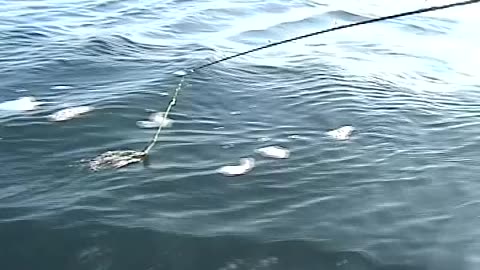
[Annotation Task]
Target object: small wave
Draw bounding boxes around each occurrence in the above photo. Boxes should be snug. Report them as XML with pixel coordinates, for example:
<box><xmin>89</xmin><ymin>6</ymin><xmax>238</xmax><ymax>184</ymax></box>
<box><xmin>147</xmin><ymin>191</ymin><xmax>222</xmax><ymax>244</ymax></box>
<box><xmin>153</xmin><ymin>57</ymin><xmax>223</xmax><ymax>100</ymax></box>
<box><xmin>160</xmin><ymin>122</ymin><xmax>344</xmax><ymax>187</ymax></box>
<box><xmin>0</xmin><ymin>26</ymin><xmax>55</xmax><ymax>47</ymax></box>
<box><xmin>85</xmin><ymin>0</ymin><xmax>126</xmax><ymax>12</ymax></box>
<box><xmin>324</xmin><ymin>10</ymin><xmax>371</xmax><ymax>22</ymax></box>
<box><xmin>81</xmin><ymin>34</ymin><xmax>170</xmax><ymax>59</ymax></box>
<box><xmin>169</xmin><ymin>15</ymin><xmax>226</xmax><ymax>34</ymax></box>
<box><xmin>397</xmin><ymin>21</ymin><xmax>447</xmax><ymax>36</ymax></box>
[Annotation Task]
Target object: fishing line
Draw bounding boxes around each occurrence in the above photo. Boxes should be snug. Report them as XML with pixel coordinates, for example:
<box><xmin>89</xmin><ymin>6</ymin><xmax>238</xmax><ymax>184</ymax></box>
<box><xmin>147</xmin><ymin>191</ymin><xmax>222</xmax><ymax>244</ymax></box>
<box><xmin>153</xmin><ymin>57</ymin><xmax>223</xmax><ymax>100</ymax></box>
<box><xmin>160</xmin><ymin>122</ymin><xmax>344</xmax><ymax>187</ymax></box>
<box><xmin>89</xmin><ymin>0</ymin><xmax>479</xmax><ymax>171</ymax></box>
<box><xmin>89</xmin><ymin>75</ymin><xmax>186</xmax><ymax>171</ymax></box>
<box><xmin>142</xmin><ymin>75</ymin><xmax>185</xmax><ymax>154</ymax></box>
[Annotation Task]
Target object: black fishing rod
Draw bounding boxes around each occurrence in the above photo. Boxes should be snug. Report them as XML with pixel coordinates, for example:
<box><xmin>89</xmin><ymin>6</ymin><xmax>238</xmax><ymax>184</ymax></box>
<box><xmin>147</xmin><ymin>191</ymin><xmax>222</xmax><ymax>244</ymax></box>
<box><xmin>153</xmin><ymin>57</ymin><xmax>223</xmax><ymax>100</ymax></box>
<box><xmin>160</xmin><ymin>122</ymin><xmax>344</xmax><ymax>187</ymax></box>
<box><xmin>191</xmin><ymin>0</ymin><xmax>479</xmax><ymax>72</ymax></box>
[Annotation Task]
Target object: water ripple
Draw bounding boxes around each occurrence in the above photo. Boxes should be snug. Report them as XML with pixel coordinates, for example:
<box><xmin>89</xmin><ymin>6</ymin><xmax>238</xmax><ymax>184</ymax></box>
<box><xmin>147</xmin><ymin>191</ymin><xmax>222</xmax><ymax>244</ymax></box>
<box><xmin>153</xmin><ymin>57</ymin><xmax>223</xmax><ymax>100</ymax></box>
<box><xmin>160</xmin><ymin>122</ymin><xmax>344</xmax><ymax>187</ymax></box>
<box><xmin>1</xmin><ymin>0</ymin><xmax>480</xmax><ymax>269</ymax></box>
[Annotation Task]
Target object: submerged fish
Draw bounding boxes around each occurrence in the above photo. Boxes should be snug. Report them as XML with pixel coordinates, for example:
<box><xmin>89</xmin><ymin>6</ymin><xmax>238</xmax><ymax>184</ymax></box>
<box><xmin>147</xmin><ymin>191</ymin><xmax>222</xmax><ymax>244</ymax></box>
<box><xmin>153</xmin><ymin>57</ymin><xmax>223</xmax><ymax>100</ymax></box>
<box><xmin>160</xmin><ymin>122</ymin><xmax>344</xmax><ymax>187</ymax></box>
<box><xmin>217</xmin><ymin>158</ymin><xmax>255</xmax><ymax>176</ymax></box>
<box><xmin>326</xmin><ymin>125</ymin><xmax>355</xmax><ymax>140</ymax></box>
<box><xmin>0</xmin><ymin>96</ymin><xmax>44</xmax><ymax>111</ymax></box>
<box><xmin>255</xmin><ymin>145</ymin><xmax>290</xmax><ymax>159</ymax></box>
<box><xmin>48</xmin><ymin>106</ymin><xmax>93</xmax><ymax>122</ymax></box>
<box><xmin>89</xmin><ymin>150</ymin><xmax>146</xmax><ymax>171</ymax></box>
<box><xmin>136</xmin><ymin>112</ymin><xmax>173</xmax><ymax>128</ymax></box>
<box><xmin>173</xmin><ymin>70</ymin><xmax>188</xmax><ymax>76</ymax></box>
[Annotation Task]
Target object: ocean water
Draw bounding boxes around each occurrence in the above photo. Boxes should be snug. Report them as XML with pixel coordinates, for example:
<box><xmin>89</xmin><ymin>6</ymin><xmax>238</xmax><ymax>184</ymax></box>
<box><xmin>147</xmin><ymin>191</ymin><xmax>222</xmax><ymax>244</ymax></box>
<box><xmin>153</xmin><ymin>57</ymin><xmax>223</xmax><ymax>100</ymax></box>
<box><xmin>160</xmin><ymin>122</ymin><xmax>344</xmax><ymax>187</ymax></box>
<box><xmin>1</xmin><ymin>0</ymin><xmax>480</xmax><ymax>269</ymax></box>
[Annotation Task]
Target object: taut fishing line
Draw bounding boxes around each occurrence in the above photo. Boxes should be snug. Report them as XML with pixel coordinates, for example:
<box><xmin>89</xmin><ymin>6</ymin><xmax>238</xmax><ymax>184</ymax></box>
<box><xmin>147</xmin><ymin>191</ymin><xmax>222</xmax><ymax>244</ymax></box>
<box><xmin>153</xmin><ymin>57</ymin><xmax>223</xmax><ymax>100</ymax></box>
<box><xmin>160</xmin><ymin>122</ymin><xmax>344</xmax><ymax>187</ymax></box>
<box><xmin>89</xmin><ymin>0</ymin><xmax>479</xmax><ymax>171</ymax></box>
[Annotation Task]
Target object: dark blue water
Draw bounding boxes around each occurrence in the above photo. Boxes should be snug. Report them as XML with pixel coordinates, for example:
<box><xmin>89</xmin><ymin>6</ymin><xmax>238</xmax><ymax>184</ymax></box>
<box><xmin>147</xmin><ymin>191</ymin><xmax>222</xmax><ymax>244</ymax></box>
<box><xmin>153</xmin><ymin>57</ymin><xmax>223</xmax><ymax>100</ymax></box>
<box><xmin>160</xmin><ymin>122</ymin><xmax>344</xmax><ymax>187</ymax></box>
<box><xmin>1</xmin><ymin>0</ymin><xmax>480</xmax><ymax>269</ymax></box>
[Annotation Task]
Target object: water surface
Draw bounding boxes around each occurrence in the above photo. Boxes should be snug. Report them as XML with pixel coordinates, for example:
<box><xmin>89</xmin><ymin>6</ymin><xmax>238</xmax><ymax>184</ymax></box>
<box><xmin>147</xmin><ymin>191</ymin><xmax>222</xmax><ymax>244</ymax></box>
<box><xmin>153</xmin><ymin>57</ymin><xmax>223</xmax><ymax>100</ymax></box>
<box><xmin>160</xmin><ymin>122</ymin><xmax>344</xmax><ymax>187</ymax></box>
<box><xmin>1</xmin><ymin>0</ymin><xmax>480</xmax><ymax>269</ymax></box>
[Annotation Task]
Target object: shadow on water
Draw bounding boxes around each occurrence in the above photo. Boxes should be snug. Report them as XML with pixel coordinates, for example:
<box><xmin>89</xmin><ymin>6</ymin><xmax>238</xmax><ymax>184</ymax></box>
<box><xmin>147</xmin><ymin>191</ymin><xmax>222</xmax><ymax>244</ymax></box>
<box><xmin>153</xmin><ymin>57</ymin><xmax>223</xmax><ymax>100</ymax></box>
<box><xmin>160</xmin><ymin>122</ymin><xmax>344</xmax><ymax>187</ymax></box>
<box><xmin>0</xmin><ymin>221</ymin><xmax>428</xmax><ymax>270</ymax></box>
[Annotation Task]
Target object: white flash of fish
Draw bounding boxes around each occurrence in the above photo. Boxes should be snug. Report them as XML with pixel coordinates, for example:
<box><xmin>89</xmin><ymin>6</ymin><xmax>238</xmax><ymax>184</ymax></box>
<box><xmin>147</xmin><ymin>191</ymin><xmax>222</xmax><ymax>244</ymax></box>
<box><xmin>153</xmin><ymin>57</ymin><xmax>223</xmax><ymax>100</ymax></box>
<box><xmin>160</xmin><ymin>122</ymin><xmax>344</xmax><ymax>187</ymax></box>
<box><xmin>326</xmin><ymin>125</ymin><xmax>355</xmax><ymax>140</ymax></box>
<box><xmin>48</xmin><ymin>106</ymin><xmax>93</xmax><ymax>121</ymax></box>
<box><xmin>217</xmin><ymin>158</ymin><xmax>255</xmax><ymax>176</ymax></box>
<box><xmin>173</xmin><ymin>70</ymin><xmax>188</xmax><ymax>76</ymax></box>
<box><xmin>0</xmin><ymin>97</ymin><xmax>44</xmax><ymax>111</ymax></box>
<box><xmin>136</xmin><ymin>112</ymin><xmax>173</xmax><ymax>129</ymax></box>
<box><xmin>255</xmin><ymin>146</ymin><xmax>290</xmax><ymax>159</ymax></box>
